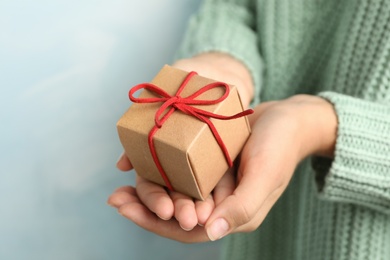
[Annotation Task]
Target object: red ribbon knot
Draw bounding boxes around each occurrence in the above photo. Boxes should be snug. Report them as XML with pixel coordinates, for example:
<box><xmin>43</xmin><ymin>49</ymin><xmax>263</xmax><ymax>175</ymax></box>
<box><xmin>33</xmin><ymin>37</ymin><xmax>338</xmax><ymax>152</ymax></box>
<box><xmin>129</xmin><ymin>71</ymin><xmax>253</xmax><ymax>191</ymax></box>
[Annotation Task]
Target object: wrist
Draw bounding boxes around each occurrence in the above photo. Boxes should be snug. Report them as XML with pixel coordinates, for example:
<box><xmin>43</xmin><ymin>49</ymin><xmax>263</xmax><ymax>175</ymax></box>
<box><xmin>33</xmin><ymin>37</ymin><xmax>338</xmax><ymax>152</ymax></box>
<box><xmin>286</xmin><ymin>95</ymin><xmax>338</xmax><ymax>159</ymax></box>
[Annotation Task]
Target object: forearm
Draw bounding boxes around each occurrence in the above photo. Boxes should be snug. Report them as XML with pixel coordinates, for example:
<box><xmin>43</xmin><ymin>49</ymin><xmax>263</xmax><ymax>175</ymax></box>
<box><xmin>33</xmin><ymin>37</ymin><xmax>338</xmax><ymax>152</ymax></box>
<box><xmin>313</xmin><ymin>92</ymin><xmax>390</xmax><ymax>214</ymax></box>
<box><xmin>176</xmin><ymin>0</ymin><xmax>262</xmax><ymax>106</ymax></box>
<box><xmin>173</xmin><ymin>52</ymin><xmax>254</xmax><ymax>108</ymax></box>
<box><xmin>285</xmin><ymin>92</ymin><xmax>390</xmax><ymax>214</ymax></box>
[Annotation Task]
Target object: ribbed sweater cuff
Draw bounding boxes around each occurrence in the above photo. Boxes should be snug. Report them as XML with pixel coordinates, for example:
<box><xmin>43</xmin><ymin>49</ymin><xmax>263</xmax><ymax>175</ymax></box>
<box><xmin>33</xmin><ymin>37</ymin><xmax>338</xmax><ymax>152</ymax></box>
<box><xmin>175</xmin><ymin>1</ymin><xmax>263</xmax><ymax>105</ymax></box>
<box><xmin>313</xmin><ymin>91</ymin><xmax>390</xmax><ymax>214</ymax></box>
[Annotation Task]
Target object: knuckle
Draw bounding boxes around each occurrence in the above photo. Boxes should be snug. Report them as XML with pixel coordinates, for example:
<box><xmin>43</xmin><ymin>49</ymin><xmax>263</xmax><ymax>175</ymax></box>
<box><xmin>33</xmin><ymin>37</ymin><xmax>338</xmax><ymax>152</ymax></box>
<box><xmin>241</xmin><ymin>222</ymin><xmax>259</xmax><ymax>233</ymax></box>
<box><xmin>230</xmin><ymin>195</ymin><xmax>255</xmax><ymax>226</ymax></box>
<box><xmin>268</xmin><ymin>170</ymin><xmax>289</xmax><ymax>191</ymax></box>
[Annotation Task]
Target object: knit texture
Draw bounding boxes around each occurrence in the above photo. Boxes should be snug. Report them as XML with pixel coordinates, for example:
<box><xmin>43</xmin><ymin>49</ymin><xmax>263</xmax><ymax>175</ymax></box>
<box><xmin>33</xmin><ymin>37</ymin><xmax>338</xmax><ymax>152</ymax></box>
<box><xmin>177</xmin><ymin>0</ymin><xmax>390</xmax><ymax>259</ymax></box>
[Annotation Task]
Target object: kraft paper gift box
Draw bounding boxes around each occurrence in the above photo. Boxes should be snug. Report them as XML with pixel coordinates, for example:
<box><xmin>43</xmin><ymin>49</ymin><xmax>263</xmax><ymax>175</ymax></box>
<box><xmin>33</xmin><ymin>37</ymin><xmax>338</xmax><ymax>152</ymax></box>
<box><xmin>117</xmin><ymin>65</ymin><xmax>252</xmax><ymax>200</ymax></box>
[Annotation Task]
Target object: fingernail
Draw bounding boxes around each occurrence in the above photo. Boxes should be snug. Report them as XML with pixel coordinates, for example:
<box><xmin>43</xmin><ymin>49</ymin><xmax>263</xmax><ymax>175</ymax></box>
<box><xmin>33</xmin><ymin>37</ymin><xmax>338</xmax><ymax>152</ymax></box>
<box><xmin>207</xmin><ymin>218</ymin><xmax>229</xmax><ymax>241</ymax></box>
<box><xmin>116</xmin><ymin>153</ymin><xmax>124</xmax><ymax>164</ymax></box>
<box><xmin>156</xmin><ymin>213</ymin><xmax>170</xmax><ymax>221</ymax></box>
<box><xmin>179</xmin><ymin>223</ymin><xmax>194</xmax><ymax>231</ymax></box>
<box><xmin>198</xmin><ymin>223</ymin><xmax>204</xmax><ymax>227</ymax></box>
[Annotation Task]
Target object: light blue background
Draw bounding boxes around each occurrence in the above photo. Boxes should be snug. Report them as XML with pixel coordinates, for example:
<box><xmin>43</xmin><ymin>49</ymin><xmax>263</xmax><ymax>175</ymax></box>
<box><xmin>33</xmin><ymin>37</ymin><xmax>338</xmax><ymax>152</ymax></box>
<box><xmin>0</xmin><ymin>1</ymin><xmax>221</xmax><ymax>259</ymax></box>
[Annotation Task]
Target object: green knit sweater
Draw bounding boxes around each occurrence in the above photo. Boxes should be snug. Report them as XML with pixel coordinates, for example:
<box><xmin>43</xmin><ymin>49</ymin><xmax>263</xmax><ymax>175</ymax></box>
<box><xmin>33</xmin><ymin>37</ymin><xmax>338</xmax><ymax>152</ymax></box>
<box><xmin>177</xmin><ymin>0</ymin><xmax>390</xmax><ymax>259</ymax></box>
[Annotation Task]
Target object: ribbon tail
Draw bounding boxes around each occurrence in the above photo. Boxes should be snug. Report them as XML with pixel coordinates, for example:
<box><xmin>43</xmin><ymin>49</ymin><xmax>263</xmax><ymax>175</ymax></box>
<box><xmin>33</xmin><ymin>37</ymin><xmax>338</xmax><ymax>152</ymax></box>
<box><xmin>177</xmin><ymin>106</ymin><xmax>234</xmax><ymax>167</ymax></box>
<box><xmin>199</xmin><ymin>115</ymin><xmax>233</xmax><ymax>168</ymax></box>
<box><xmin>190</xmin><ymin>107</ymin><xmax>254</xmax><ymax>120</ymax></box>
<box><xmin>148</xmin><ymin>126</ymin><xmax>174</xmax><ymax>191</ymax></box>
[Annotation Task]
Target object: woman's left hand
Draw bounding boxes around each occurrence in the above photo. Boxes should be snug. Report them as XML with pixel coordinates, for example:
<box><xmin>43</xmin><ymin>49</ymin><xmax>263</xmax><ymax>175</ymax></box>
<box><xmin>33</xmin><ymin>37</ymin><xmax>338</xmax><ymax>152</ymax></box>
<box><xmin>108</xmin><ymin>94</ymin><xmax>337</xmax><ymax>242</ymax></box>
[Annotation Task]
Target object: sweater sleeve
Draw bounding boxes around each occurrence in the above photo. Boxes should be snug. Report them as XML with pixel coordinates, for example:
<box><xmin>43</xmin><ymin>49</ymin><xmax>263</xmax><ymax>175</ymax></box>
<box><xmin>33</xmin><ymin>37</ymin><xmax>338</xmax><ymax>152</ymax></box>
<box><xmin>175</xmin><ymin>0</ymin><xmax>263</xmax><ymax>105</ymax></box>
<box><xmin>312</xmin><ymin>91</ymin><xmax>390</xmax><ymax>214</ymax></box>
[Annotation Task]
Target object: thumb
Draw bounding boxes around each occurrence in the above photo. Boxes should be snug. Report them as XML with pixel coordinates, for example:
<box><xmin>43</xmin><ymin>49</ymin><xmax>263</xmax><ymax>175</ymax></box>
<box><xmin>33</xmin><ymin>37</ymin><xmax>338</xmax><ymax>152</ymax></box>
<box><xmin>116</xmin><ymin>152</ymin><xmax>133</xmax><ymax>171</ymax></box>
<box><xmin>204</xmin><ymin>101</ymin><xmax>288</xmax><ymax>241</ymax></box>
<box><xmin>204</xmin><ymin>137</ymin><xmax>280</xmax><ymax>241</ymax></box>
<box><xmin>204</xmin><ymin>190</ymin><xmax>261</xmax><ymax>241</ymax></box>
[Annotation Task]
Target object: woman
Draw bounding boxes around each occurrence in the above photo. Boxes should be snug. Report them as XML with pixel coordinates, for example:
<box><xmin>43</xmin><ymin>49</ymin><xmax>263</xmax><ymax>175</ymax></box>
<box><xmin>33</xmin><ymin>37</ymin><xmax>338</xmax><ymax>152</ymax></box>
<box><xmin>109</xmin><ymin>1</ymin><xmax>390</xmax><ymax>259</ymax></box>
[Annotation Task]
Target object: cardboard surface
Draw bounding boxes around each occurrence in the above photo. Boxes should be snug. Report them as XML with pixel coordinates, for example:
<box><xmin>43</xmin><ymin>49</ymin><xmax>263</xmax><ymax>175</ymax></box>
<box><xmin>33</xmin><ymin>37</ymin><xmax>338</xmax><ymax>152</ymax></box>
<box><xmin>117</xmin><ymin>65</ymin><xmax>251</xmax><ymax>200</ymax></box>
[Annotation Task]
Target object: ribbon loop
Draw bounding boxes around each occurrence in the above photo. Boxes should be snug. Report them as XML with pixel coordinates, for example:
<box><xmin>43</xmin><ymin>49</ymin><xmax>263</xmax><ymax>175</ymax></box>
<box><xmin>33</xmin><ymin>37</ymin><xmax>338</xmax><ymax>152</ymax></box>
<box><xmin>128</xmin><ymin>71</ymin><xmax>253</xmax><ymax>191</ymax></box>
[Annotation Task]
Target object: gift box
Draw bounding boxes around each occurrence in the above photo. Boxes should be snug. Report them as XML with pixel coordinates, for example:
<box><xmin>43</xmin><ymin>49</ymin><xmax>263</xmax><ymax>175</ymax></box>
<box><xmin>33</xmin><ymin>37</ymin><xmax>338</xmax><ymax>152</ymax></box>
<box><xmin>117</xmin><ymin>65</ymin><xmax>252</xmax><ymax>200</ymax></box>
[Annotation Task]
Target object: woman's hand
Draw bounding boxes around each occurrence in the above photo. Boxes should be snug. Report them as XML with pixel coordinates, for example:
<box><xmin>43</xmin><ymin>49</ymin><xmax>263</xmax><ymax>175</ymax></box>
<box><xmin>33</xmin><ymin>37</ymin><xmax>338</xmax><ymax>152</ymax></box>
<box><xmin>169</xmin><ymin>53</ymin><xmax>254</xmax><ymax>108</ymax></box>
<box><xmin>108</xmin><ymin>54</ymin><xmax>338</xmax><ymax>243</ymax></box>
<box><xmin>198</xmin><ymin>94</ymin><xmax>337</xmax><ymax>240</ymax></box>
<box><xmin>109</xmin><ymin>161</ymin><xmax>236</xmax><ymax>242</ymax></box>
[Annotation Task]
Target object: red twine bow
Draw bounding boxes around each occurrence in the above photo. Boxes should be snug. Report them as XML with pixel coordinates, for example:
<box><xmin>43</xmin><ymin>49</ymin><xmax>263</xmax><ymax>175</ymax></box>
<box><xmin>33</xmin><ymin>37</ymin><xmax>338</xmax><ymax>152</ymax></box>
<box><xmin>129</xmin><ymin>71</ymin><xmax>253</xmax><ymax>191</ymax></box>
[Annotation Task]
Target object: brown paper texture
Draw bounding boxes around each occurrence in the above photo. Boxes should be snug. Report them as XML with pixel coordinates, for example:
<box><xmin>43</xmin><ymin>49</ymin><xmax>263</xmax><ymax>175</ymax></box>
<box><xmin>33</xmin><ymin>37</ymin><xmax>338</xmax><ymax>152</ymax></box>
<box><xmin>117</xmin><ymin>65</ymin><xmax>251</xmax><ymax>200</ymax></box>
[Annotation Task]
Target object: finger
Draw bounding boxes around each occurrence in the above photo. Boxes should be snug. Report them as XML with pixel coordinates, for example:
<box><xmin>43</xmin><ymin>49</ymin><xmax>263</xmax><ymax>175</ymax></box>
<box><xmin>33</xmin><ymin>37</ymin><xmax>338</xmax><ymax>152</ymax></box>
<box><xmin>233</xmin><ymin>183</ymin><xmax>285</xmax><ymax>233</ymax></box>
<box><xmin>116</xmin><ymin>152</ymin><xmax>133</xmax><ymax>171</ymax></box>
<box><xmin>213</xmin><ymin>167</ymin><xmax>236</xmax><ymax>206</ymax></box>
<box><xmin>204</xmin><ymin>139</ymin><xmax>282</xmax><ymax>241</ymax></box>
<box><xmin>118</xmin><ymin>202</ymin><xmax>209</xmax><ymax>243</ymax></box>
<box><xmin>107</xmin><ymin>186</ymin><xmax>139</xmax><ymax>208</ymax></box>
<box><xmin>195</xmin><ymin>194</ymin><xmax>215</xmax><ymax>226</ymax></box>
<box><xmin>113</xmin><ymin>185</ymin><xmax>134</xmax><ymax>193</ymax></box>
<box><xmin>136</xmin><ymin>176</ymin><xmax>174</xmax><ymax>221</ymax></box>
<box><xmin>204</xmin><ymin>158</ymin><xmax>286</xmax><ymax>241</ymax></box>
<box><xmin>194</xmin><ymin>167</ymin><xmax>235</xmax><ymax>227</ymax></box>
<box><xmin>169</xmin><ymin>191</ymin><xmax>198</xmax><ymax>231</ymax></box>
